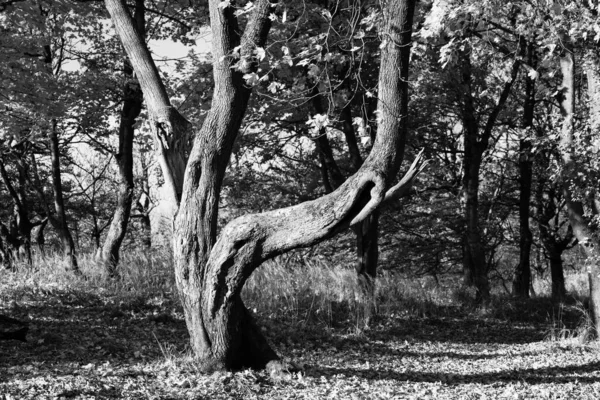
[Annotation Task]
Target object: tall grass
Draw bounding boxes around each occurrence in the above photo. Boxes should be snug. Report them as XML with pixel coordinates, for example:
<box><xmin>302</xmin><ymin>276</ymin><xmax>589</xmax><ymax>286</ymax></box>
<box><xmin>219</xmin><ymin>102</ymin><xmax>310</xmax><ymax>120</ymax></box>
<box><xmin>2</xmin><ymin>248</ymin><xmax>596</xmax><ymax>335</ymax></box>
<box><xmin>242</xmin><ymin>257</ymin><xmax>461</xmax><ymax>328</ymax></box>
<box><xmin>0</xmin><ymin>249</ymin><xmax>175</xmax><ymax>304</ymax></box>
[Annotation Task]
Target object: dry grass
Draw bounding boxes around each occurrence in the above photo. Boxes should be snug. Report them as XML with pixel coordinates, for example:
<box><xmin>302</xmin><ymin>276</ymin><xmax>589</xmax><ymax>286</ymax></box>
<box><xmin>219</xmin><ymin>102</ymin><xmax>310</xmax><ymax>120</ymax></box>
<box><xmin>2</xmin><ymin>249</ymin><xmax>596</xmax><ymax>341</ymax></box>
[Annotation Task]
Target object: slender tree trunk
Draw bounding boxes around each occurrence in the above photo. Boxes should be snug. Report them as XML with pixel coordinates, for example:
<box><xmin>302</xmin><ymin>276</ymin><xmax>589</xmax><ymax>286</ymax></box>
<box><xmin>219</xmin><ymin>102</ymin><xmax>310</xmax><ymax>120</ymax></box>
<box><xmin>102</xmin><ymin>0</ymin><xmax>145</xmax><ymax>276</ymax></box>
<box><xmin>343</xmin><ymin>105</ymin><xmax>381</xmax><ymax>327</ymax></box>
<box><xmin>513</xmin><ymin>140</ymin><xmax>533</xmax><ymax>297</ymax></box>
<box><xmin>462</xmin><ymin>155</ymin><xmax>489</xmax><ymax>303</ymax></box>
<box><xmin>48</xmin><ymin>121</ymin><xmax>78</xmax><ymax>271</ymax></box>
<box><xmin>311</xmin><ymin>90</ymin><xmax>345</xmax><ymax>188</ymax></box>
<box><xmin>140</xmin><ymin>214</ymin><xmax>151</xmax><ymax>249</ymax></box>
<box><xmin>459</xmin><ymin>42</ymin><xmax>489</xmax><ymax>304</ymax></box>
<box><xmin>137</xmin><ymin>157</ymin><xmax>153</xmax><ymax>250</ymax></box>
<box><xmin>513</xmin><ymin>42</ymin><xmax>536</xmax><ymax>297</ymax></box>
<box><xmin>355</xmin><ymin>210</ymin><xmax>379</xmax><ymax>327</ymax></box>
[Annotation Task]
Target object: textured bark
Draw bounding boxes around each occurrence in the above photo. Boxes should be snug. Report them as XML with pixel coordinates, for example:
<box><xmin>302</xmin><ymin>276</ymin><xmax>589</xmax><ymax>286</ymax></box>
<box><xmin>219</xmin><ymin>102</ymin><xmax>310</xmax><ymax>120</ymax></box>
<box><xmin>513</xmin><ymin>42</ymin><xmax>536</xmax><ymax>298</ymax></box>
<box><xmin>48</xmin><ymin>122</ymin><xmax>78</xmax><ymax>271</ymax></box>
<box><xmin>102</xmin><ymin>0</ymin><xmax>145</xmax><ymax>276</ymax></box>
<box><xmin>171</xmin><ymin>0</ymin><xmax>276</xmax><ymax>369</ymax></box>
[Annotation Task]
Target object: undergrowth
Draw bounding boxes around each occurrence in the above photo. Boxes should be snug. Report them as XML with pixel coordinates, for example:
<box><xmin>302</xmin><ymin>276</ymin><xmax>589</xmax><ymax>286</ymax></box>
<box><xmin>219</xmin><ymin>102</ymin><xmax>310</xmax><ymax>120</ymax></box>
<box><xmin>1</xmin><ymin>250</ymin><xmax>595</xmax><ymax>344</ymax></box>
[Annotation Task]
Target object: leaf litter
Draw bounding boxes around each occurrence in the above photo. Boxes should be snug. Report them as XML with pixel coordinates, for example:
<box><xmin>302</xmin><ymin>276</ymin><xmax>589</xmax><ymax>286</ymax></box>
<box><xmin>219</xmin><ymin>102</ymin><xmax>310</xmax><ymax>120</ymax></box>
<box><xmin>1</xmin><ymin>280</ymin><xmax>600</xmax><ymax>399</ymax></box>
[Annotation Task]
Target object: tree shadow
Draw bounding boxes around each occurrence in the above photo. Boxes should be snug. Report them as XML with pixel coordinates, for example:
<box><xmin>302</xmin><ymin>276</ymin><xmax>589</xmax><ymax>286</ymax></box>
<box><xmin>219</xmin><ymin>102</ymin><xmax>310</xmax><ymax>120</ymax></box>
<box><xmin>308</xmin><ymin>361</ymin><xmax>600</xmax><ymax>385</ymax></box>
<box><xmin>0</xmin><ymin>288</ymin><xmax>189</xmax><ymax>381</ymax></box>
<box><xmin>367</xmin><ymin>316</ymin><xmax>547</xmax><ymax>345</ymax></box>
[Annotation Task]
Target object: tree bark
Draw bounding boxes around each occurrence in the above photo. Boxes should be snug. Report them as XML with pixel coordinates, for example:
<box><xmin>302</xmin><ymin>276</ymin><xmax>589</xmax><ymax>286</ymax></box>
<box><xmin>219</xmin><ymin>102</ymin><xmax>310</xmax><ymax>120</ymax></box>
<box><xmin>171</xmin><ymin>0</ymin><xmax>276</xmax><ymax>369</ymax></box>
<box><xmin>48</xmin><ymin>121</ymin><xmax>78</xmax><ymax>271</ymax></box>
<box><xmin>355</xmin><ymin>210</ymin><xmax>379</xmax><ymax>327</ymax></box>
<box><xmin>102</xmin><ymin>0</ymin><xmax>145</xmax><ymax>276</ymax></box>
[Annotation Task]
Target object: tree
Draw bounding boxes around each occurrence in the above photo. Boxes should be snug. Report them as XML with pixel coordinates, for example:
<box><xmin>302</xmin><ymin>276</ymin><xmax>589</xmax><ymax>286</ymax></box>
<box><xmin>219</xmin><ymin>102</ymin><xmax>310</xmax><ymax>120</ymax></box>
<box><xmin>106</xmin><ymin>0</ymin><xmax>420</xmax><ymax>370</ymax></box>
<box><xmin>101</xmin><ymin>0</ymin><xmax>145</xmax><ymax>276</ymax></box>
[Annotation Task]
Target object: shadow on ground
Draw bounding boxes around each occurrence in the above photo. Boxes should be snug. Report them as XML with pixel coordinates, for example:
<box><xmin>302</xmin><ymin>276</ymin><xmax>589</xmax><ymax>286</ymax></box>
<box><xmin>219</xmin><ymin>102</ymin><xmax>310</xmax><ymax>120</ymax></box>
<box><xmin>309</xmin><ymin>361</ymin><xmax>600</xmax><ymax>385</ymax></box>
<box><xmin>0</xmin><ymin>287</ymin><xmax>188</xmax><ymax>381</ymax></box>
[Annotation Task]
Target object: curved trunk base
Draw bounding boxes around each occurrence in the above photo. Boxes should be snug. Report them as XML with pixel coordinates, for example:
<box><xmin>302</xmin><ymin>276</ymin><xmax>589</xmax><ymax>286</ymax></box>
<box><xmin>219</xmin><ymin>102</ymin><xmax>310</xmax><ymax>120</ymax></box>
<box><xmin>191</xmin><ymin>299</ymin><xmax>279</xmax><ymax>372</ymax></box>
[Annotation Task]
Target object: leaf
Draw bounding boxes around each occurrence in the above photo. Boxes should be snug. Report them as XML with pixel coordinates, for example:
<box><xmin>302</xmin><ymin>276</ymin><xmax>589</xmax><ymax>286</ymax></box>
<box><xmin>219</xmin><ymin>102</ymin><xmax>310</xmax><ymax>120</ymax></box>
<box><xmin>527</xmin><ymin>68</ymin><xmax>539</xmax><ymax>81</ymax></box>
<box><xmin>255</xmin><ymin>47</ymin><xmax>266</xmax><ymax>61</ymax></box>
<box><xmin>243</xmin><ymin>72</ymin><xmax>260</xmax><ymax>86</ymax></box>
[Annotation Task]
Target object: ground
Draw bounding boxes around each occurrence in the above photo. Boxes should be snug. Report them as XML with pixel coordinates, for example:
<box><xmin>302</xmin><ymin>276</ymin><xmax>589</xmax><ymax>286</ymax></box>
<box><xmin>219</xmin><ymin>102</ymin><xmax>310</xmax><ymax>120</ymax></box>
<box><xmin>1</xmin><ymin>259</ymin><xmax>599</xmax><ymax>399</ymax></box>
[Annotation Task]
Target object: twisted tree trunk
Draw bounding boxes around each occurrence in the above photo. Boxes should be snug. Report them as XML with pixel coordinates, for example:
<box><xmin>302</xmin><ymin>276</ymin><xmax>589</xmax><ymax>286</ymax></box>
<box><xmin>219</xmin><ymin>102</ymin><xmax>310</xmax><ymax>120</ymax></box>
<box><xmin>107</xmin><ymin>0</ymin><xmax>418</xmax><ymax>370</ymax></box>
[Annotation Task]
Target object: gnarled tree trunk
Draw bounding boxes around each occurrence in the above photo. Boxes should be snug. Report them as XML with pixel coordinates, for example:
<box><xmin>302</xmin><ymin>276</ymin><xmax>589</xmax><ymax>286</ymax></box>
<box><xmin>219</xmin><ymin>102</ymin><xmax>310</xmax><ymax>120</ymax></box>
<box><xmin>173</xmin><ymin>0</ymin><xmax>416</xmax><ymax>370</ymax></box>
<box><xmin>107</xmin><ymin>0</ymin><xmax>419</xmax><ymax>370</ymax></box>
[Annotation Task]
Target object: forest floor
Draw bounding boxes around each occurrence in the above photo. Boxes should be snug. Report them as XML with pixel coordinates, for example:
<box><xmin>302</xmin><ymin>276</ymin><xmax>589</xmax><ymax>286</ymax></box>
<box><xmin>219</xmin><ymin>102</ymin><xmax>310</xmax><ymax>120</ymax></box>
<box><xmin>1</xmin><ymin>260</ymin><xmax>600</xmax><ymax>399</ymax></box>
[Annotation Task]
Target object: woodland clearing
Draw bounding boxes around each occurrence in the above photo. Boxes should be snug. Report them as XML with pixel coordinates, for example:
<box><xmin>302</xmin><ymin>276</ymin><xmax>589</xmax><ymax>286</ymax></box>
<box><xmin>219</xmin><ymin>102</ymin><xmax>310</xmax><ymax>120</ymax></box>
<box><xmin>1</xmin><ymin>253</ymin><xmax>599</xmax><ymax>400</ymax></box>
